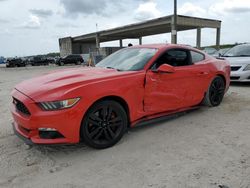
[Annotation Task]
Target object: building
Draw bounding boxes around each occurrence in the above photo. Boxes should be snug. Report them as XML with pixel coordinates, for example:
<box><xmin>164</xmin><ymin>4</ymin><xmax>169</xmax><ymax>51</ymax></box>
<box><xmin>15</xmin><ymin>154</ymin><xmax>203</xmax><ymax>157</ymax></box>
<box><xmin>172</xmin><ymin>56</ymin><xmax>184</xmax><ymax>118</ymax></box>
<box><xmin>59</xmin><ymin>14</ymin><xmax>221</xmax><ymax>57</ymax></box>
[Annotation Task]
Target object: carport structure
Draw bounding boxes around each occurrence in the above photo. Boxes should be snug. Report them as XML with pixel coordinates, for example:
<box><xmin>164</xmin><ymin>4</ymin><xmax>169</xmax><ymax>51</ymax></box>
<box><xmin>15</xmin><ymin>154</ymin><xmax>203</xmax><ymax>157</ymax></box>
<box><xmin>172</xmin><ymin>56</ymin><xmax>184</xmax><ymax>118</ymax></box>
<box><xmin>59</xmin><ymin>14</ymin><xmax>221</xmax><ymax>57</ymax></box>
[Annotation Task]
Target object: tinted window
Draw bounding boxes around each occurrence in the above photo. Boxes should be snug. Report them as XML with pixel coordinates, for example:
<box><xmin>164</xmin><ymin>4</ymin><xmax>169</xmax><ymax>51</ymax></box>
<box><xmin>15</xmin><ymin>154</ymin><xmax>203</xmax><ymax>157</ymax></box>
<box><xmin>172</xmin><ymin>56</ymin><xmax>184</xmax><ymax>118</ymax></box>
<box><xmin>153</xmin><ymin>49</ymin><xmax>190</xmax><ymax>68</ymax></box>
<box><xmin>191</xmin><ymin>51</ymin><xmax>204</xmax><ymax>63</ymax></box>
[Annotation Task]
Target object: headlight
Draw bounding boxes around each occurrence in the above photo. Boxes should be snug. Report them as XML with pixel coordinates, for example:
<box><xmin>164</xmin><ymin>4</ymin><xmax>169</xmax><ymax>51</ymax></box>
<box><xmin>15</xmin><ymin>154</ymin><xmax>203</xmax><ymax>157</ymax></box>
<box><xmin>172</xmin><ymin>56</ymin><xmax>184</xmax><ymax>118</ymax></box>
<box><xmin>243</xmin><ymin>64</ymin><xmax>250</xmax><ymax>71</ymax></box>
<box><xmin>38</xmin><ymin>98</ymin><xmax>80</xmax><ymax>111</ymax></box>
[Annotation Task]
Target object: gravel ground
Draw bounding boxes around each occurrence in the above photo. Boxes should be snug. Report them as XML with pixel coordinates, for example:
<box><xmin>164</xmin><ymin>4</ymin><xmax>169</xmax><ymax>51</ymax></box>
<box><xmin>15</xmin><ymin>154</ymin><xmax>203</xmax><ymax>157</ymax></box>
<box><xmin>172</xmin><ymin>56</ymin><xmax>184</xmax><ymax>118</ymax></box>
<box><xmin>0</xmin><ymin>64</ymin><xmax>250</xmax><ymax>188</ymax></box>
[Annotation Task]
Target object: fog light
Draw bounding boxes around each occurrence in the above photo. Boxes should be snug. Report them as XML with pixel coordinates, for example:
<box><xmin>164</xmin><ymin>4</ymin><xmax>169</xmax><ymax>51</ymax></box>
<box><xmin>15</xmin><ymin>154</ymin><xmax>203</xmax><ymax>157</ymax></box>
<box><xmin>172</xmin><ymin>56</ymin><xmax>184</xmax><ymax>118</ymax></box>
<box><xmin>38</xmin><ymin>128</ymin><xmax>64</xmax><ymax>139</ymax></box>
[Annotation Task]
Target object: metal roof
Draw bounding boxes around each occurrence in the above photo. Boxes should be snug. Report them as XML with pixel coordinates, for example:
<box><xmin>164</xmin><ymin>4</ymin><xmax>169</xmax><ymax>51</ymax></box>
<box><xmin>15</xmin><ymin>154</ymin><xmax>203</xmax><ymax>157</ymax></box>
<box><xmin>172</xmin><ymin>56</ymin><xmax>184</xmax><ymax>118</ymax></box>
<box><xmin>69</xmin><ymin>15</ymin><xmax>221</xmax><ymax>43</ymax></box>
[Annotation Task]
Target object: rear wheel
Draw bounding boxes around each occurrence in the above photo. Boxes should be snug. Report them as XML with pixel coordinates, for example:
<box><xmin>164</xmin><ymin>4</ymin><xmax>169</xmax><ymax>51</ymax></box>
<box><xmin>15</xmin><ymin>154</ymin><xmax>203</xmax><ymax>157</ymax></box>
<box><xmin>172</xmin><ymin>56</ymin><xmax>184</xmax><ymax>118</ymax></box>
<box><xmin>81</xmin><ymin>100</ymin><xmax>127</xmax><ymax>149</ymax></box>
<box><xmin>203</xmin><ymin>76</ymin><xmax>225</xmax><ymax>107</ymax></box>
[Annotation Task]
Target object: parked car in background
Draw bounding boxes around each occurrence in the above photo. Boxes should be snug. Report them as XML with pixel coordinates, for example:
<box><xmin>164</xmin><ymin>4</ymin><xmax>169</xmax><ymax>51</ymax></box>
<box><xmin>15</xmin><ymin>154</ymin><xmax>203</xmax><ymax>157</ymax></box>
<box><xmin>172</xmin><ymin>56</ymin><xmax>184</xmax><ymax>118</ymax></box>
<box><xmin>11</xmin><ymin>44</ymin><xmax>230</xmax><ymax>149</ymax></box>
<box><xmin>0</xmin><ymin>56</ymin><xmax>5</xmax><ymax>64</ymax></box>
<box><xmin>6</xmin><ymin>58</ymin><xmax>26</xmax><ymax>67</ymax></box>
<box><xmin>30</xmin><ymin>56</ymin><xmax>51</xmax><ymax>66</ymax></box>
<box><xmin>221</xmin><ymin>43</ymin><xmax>250</xmax><ymax>82</ymax></box>
<box><xmin>57</xmin><ymin>54</ymin><xmax>84</xmax><ymax>66</ymax></box>
<box><xmin>47</xmin><ymin>57</ymin><xmax>56</xmax><ymax>64</ymax></box>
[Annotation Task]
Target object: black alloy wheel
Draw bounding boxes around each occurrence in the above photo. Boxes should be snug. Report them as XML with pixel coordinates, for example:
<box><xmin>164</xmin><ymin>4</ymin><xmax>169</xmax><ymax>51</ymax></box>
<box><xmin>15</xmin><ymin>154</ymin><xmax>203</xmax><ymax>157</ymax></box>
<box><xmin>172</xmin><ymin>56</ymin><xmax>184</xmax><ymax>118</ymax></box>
<box><xmin>81</xmin><ymin>100</ymin><xmax>127</xmax><ymax>149</ymax></box>
<box><xmin>203</xmin><ymin>76</ymin><xmax>225</xmax><ymax>107</ymax></box>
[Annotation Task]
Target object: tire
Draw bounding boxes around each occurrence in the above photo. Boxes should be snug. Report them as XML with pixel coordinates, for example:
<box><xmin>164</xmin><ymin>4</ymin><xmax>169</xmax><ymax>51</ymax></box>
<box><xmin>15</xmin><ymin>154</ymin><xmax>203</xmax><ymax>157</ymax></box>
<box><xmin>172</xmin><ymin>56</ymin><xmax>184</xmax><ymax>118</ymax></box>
<box><xmin>59</xmin><ymin>62</ymin><xmax>64</xmax><ymax>66</ymax></box>
<box><xmin>76</xmin><ymin>61</ymin><xmax>81</xmax><ymax>65</ymax></box>
<box><xmin>81</xmin><ymin>100</ymin><xmax>128</xmax><ymax>149</ymax></box>
<box><xmin>203</xmin><ymin>76</ymin><xmax>225</xmax><ymax>107</ymax></box>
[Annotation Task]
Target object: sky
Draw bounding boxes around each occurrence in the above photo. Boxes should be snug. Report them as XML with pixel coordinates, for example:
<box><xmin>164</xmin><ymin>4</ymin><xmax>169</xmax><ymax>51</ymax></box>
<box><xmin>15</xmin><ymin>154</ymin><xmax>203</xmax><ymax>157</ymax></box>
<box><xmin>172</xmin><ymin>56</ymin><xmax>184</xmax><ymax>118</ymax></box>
<box><xmin>0</xmin><ymin>0</ymin><xmax>250</xmax><ymax>57</ymax></box>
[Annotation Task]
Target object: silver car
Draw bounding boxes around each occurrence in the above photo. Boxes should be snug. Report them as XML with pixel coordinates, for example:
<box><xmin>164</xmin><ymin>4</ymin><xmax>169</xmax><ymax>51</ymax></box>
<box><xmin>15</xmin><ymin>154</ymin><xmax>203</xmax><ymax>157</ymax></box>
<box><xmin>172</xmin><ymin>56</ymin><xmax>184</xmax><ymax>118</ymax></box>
<box><xmin>222</xmin><ymin>44</ymin><xmax>250</xmax><ymax>82</ymax></box>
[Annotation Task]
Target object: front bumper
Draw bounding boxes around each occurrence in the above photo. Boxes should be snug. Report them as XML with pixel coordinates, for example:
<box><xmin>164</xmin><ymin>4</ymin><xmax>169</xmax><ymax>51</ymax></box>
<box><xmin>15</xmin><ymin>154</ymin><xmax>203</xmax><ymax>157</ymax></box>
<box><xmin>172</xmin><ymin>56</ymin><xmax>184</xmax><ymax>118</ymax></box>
<box><xmin>230</xmin><ymin>70</ymin><xmax>250</xmax><ymax>82</ymax></box>
<box><xmin>11</xmin><ymin>89</ymin><xmax>84</xmax><ymax>145</ymax></box>
<box><xmin>12</xmin><ymin>122</ymin><xmax>33</xmax><ymax>145</ymax></box>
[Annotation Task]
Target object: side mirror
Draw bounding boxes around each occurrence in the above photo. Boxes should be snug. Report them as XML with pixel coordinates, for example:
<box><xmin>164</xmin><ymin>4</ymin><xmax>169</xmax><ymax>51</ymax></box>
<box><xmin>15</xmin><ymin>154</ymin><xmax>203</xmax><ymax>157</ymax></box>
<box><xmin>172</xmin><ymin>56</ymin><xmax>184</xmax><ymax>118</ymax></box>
<box><xmin>157</xmin><ymin>64</ymin><xmax>175</xmax><ymax>73</ymax></box>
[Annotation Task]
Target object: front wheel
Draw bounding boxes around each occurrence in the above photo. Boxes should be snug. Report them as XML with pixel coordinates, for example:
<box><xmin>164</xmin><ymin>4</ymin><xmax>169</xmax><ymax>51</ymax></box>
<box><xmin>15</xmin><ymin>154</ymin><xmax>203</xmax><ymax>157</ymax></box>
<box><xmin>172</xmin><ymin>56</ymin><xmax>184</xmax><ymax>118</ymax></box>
<box><xmin>81</xmin><ymin>100</ymin><xmax>128</xmax><ymax>149</ymax></box>
<box><xmin>203</xmin><ymin>76</ymin><xmax>225</xmax><ymax>107</ymax></box>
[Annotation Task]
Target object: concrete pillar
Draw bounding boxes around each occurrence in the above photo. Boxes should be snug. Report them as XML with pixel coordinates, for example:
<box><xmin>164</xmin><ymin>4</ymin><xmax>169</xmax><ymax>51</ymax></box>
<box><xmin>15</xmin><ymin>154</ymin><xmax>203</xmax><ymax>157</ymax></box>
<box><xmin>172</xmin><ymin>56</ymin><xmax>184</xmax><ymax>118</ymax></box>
<box><xmin>171</xmin><ymin>17</ymin><xmax>177</xmax><ymax>44</ymax></box>
<box><xmin>139</xmin><ymin>37</ymin><xmax>142</xmax><ymax>45</ymax></box>
<box><xmin>95</xmin><ymin>33</ymin><xmax>100</xmax><ymax>49</ymax></box>
<box><xmin>119</xmin><ymin>39</ymin><xmax>123</xmax><ymax>47</ymax></box>
<box><xmin>196</xmin><ymin>28</ymin><xmax>201</xmax><ymax>49</ymax></box>
<box><xmin>216</xmin><ymin>27</ymin><xmax>221</xmax><ymax>49</ymax></box>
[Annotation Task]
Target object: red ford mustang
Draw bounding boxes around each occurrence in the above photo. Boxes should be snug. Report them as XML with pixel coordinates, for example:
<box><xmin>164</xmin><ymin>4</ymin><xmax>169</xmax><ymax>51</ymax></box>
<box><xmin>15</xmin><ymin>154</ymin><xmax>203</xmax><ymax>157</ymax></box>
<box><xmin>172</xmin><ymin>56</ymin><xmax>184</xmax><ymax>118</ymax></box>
<box><xmin>11</xmin><ymin>44</ymin><xmax>230</xmax><ymax>149</ymax></box>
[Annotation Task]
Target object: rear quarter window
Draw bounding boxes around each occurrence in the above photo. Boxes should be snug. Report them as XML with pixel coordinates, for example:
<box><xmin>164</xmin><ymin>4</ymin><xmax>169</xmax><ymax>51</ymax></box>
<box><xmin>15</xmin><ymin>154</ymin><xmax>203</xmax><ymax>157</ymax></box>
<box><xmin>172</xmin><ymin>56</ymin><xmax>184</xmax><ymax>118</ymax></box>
<box><xmin>191</xmin><ymin>51</ymin><xmax>205</xmax><ymax>63</ymax></box>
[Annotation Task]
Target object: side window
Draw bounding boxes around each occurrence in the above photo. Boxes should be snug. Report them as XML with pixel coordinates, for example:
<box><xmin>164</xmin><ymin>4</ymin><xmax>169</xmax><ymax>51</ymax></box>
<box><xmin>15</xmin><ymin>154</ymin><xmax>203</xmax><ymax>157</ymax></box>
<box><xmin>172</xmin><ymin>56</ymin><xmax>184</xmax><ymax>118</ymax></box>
<box><xmin>191</xmin><ymin>51</ymin><xmax>205</xmax><ymax>63</ymax></box>
<box><xmin>153</xmin><ymin>49</ymin><xmax>191</xmax><ymax>69</ymax></box>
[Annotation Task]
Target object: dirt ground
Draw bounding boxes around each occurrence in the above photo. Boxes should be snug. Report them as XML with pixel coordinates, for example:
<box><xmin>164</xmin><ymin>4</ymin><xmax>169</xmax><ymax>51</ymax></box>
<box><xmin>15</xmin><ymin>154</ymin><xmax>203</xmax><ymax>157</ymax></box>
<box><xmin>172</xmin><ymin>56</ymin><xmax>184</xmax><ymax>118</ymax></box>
<box><xmin>0</xmin><ymin>64</ymin><xmax>250</xmax><ymax>188</ymax></box>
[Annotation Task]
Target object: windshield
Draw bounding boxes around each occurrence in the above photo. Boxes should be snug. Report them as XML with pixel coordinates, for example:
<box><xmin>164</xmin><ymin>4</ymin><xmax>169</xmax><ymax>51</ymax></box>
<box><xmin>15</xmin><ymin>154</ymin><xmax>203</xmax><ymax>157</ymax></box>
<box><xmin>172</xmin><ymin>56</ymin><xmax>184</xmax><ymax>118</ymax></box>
<box><xmin>203</xmin><ymin>48</ymin><xmax>217</xmax><ymax>55</ymax></box>
<box><xmin>96</xmin><ymin>48</ymin><xmax>158</xmax><ymax>71</ymax></box>
<box><xmin>223</xmin><ymin>45</ymin><xmax>250</xmax><ymax>57</ymax></box>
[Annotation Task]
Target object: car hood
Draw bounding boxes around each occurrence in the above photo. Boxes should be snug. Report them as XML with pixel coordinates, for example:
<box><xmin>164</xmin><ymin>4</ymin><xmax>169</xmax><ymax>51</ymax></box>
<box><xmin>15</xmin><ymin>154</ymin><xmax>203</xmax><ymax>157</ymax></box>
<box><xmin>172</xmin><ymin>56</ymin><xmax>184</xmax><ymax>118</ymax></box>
<box><xmin>15</xmin><ymin>67</ymin><xmax>134</xmax><ymax>101</ymax></box>
<box><xmin>224</xmin><ymin>57</ymin><xmax>250</xmax><ymax>65</ymax></box>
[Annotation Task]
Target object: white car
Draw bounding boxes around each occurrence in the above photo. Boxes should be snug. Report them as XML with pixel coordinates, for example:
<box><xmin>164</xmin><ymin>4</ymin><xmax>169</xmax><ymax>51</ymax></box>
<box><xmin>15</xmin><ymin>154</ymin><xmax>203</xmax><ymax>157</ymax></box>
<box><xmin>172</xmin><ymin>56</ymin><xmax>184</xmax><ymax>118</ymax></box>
<box><xmin>222</xmin><ymin>44</ymin><xmax>250</xmax><ymax>82</ymax></box>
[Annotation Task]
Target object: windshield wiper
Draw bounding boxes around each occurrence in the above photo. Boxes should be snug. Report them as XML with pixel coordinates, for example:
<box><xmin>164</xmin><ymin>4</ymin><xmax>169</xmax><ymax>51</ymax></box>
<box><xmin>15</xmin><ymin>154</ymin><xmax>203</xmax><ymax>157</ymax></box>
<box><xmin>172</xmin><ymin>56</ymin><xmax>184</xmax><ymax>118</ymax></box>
<box><xmin>222</xmin><ymin>55</ymin><xmax>250</xmax><ymax>57</ymax></box>
<box><xmin>237</xmin><ymin>55</ymin><xmax>250</xmax><ymax>57</ymax></box>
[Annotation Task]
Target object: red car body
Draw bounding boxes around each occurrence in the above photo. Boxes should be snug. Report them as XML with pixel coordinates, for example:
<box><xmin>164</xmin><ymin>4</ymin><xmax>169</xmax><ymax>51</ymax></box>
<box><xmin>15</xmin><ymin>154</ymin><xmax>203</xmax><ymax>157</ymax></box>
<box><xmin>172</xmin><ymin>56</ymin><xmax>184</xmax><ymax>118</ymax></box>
<box><xmin>11</xmin><ymin>44</ymin><xmax>230</xmax><ymax>146</ymax></box>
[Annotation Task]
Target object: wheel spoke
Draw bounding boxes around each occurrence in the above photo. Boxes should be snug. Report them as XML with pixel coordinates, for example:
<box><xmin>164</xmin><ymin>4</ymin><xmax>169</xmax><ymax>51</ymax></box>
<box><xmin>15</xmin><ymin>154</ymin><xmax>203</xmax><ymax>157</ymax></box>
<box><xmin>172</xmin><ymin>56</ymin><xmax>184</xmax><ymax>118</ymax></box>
<box><xmin>90</xmin><ymin>113</ymin><xmax>102</xmax><ymax>122</ymax></box>
<box><xmin>88</xmin><ymin>119</ymin><xmax>99</xmax><ymax>126</ymax></box>
<box><xmin>89</xmin><ymin>127</ymin><xmax>102</xmax><ymax>138</ymax></box>
<box><xmin>110</xmin><ymin>122</ymin><xmax>122</xmax><ymax>127</ymax></box>
<box><xmin>211</xmin><ymin>84</ymin><xmax>217</xmax><ymax>90</ymax></box>
<box><xmin>93</xmin><ymin>129</ymin><xmax>104</xmax><ymax>140</ymax></box>
<box><xmin>109</xmin><ymin>117</ymin><xmax>122</xmax><ymax>123</ymax></box>
<box><xmin>210</xmin><ymin>92</ymin><xmax>217</xmax><ymax>102</ymax></box>
<box><xmin>107</xmin><ymin>107</ymin><xmax>113</xmax><ymax>121</ymax></box>
<box><xmin>218</xmin><ymin>89</ymin><xmax>224</xmax><ymax>94</ymax></box>
<box><xmin>101</xmin><ymin>106</ymin><xmax>108</xmax><ymax>119</ymax></box>
<box><xmin>103</xmin><ymin>129</ymin><xmax>112</xmax><ymax>140</ymax></box>
<box><xmin>107</xmin><ymin>126</ymin><xmax>115</xmax><ymax>138</ymax></box>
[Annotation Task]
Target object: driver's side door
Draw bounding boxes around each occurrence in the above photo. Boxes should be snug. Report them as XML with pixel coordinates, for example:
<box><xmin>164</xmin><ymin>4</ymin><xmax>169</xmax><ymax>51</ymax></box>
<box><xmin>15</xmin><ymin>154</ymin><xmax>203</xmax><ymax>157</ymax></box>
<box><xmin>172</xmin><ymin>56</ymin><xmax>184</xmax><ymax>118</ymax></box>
<box><xmin>144</xmin><ymin>49</ymin><xmax>207</xmax><ymax>114</ymax></box>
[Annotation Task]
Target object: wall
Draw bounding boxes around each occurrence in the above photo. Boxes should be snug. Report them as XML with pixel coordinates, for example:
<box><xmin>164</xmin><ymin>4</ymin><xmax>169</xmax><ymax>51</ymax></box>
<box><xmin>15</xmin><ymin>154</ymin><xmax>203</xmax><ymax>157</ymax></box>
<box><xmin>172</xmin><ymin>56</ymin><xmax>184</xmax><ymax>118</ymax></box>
<box><xmin>72</xmin><ymin>43</ymin><xmax>96</xmax><ymax>54</ymax></box>
<box><xmin>59</xmin><ymin>37</ymin><xmax>72</xmax><ymax>57</ymax></box>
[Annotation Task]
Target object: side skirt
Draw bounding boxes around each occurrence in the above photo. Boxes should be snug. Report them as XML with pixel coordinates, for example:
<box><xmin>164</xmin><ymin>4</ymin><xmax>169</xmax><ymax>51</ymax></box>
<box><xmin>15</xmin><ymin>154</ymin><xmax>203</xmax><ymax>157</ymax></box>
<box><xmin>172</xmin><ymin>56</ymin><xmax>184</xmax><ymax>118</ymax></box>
<box><xmin>131</xmin><ymin>106</ymin><xmax>200</xmax><ymax>127</ymax></box>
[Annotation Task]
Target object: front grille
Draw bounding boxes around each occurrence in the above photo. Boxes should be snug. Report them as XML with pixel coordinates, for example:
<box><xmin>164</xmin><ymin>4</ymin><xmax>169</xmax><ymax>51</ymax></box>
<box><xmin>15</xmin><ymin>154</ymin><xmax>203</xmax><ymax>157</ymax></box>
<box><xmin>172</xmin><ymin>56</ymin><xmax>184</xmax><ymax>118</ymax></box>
<box><xmin>13</xmin><ymin>98</ymin><xmax>31</xmax><ymax>116</ymax></box>
<box><xmin>230</xmin><ymin>76</ymin><xmax>240</xmax><ymax>80</ymax></box>
<box><xmin>231</xmin><ymin>66</ymin><xmax>241</xmax><ymax>71</ymax></box>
